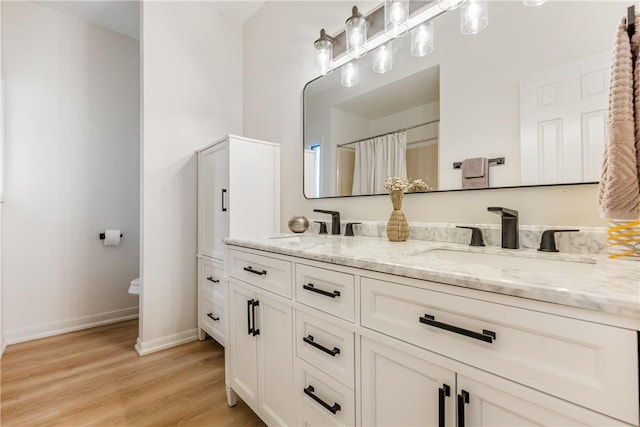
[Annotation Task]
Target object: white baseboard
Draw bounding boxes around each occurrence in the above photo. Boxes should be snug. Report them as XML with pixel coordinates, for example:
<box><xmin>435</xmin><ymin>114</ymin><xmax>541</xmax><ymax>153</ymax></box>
<box><xmin>134</xmin><ymin>328</ymin><xmax>199</xmax><ymax>356</ymax></box>
<box><xmin>1</xmin><ymin>337</ymin><xmax>6</xmax><ymax>359</ymax></box>
<box><xmin>5</xmin><ymin>307</ymin><xmax>139</xmax><ymax>345</ymax></box>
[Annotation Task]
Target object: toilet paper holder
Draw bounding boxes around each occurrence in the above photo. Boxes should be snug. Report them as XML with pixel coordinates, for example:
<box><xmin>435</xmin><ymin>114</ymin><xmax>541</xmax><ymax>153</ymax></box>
<box><xmin>99</xmin><ymin>232</ymin><xmax>123</xmax><ymax>239</ymax></box>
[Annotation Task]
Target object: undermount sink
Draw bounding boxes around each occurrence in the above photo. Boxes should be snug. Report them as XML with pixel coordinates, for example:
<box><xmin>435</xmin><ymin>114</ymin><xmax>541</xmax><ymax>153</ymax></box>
<box><xmin>414</xmin><ymin>248</ymin><xmax>597</xmax><ymax>276</ymax></box>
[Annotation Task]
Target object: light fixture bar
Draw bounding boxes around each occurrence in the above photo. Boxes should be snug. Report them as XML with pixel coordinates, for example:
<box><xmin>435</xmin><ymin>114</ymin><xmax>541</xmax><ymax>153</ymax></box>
<box><xmin>330</xmin><ymin>0</ymin><xmax>441</xmax><ymax>60</ymax></box>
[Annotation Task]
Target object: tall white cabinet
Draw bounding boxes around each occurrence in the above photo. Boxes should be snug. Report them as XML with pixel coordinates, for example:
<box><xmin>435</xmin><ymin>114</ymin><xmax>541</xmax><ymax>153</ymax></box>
<box><xmin>196</xmin><ymin>135</ymin><xmax>280</xmax><ymax>345</ymax></box>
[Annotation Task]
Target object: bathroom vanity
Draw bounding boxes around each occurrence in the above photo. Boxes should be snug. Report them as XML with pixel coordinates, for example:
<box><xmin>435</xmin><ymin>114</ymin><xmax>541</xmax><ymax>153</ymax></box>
<box><xmin>223</xmin><ymin>234</ymin><xmax>639</xmax><ymax>427</ymax></box>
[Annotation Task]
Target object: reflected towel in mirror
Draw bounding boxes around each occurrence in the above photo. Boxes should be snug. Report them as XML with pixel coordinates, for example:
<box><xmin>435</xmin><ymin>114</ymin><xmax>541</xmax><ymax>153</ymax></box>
<box><xmin>461</xmin><ymin>157</ymin><xmax>489</xmax><ymax>189</ymax></box>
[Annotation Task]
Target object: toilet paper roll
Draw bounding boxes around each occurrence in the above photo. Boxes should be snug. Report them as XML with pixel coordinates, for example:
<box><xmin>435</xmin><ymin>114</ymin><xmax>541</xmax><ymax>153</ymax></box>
<box><xmin>104</xmin><ymin>229</ymin><xmax>121</xmax><ymax>247</ymax></box>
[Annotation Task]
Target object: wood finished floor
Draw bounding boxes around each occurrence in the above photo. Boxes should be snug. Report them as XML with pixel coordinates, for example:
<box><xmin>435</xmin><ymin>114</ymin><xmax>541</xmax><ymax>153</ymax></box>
<box><xmin>0</xmin><ymin>320</ymin><xmax>265</xmax><ymax>427</ymax></box>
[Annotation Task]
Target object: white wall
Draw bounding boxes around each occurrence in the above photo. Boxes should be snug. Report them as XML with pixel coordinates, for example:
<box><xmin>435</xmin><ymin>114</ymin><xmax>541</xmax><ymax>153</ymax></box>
<box><xmin>243</xmin><ymin>1</ymin><xmax>607</xmax><ymax>228</ymax></box>
<box><xmin>138</xmin><ymin>1</ymin><xmax>243</xmax><ymax>354</ymax></box>
<box><xmin>2</xmin><ymin>2</ymin><xmax>140</xmax><ymax>343</ymax></box>
<box><xmin>0</xmin><ymin>1</ymin><xmax>4</xmax><ymax>357</ymax></box>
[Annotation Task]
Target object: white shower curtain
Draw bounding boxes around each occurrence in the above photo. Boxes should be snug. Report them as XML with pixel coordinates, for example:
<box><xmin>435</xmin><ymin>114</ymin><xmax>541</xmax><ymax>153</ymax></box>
<box><xmin>352</xmin><ymin>132</ymin><xmax>407</xmax><ymax>195</ymax></box>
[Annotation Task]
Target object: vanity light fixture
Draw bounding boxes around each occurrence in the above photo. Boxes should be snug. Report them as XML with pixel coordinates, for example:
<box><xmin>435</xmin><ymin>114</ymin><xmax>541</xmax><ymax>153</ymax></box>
<box><xmin>522</xmin><ymin>0</ymin><xmax>548</xmax><ymax>5</ymax></box>
<box><xmin>385</xmin><ymin>0</ymin><xmax>410</xmax><ymax>38</ymax></box>
<box><xmin>460</xmin><ymin>0</ymin><xmax>488</xmax><ymax>35</ymax></box>
<box><xmin>314</xmin><ymin>29</ymin><xmax>336</xmax><ymax>75</ymax></box>
<box><xmin>438</xmin><ymin>0</ymin><xmax>466</xmax><ymax>11</ymax></box>
<box><xmin>346</xmin><ymin>6</ymin><xmax>368</xmax><ymax>58</ymax></box>
<box><xmin>373</xmin><ymin>42</ymin><xmax>393</xmax><ymax>73</ymax></box>
<box><xmin>410</xmin><ymin>21</ymin><xmax>434</xmax><ymax>57</ymax></box>
<box><xmin>341</xmin><ymin>61</ymin><xmax>359</xmax><ymax>87</ymax></box>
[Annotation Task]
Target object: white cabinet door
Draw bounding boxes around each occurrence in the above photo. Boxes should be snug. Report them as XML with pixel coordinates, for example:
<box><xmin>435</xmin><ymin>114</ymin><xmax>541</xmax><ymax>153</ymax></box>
<box><xmin>198</xmin><ymin>141</ymin><xmax>229</xmax><ymax>260</ymax></box>
<box><xmin>361</xmin><ymin>337</ymin><xmax>456</xmax><ymax>427</ymax></box>
<box><xmin>228</xmin><ymin>282</ymin><xmax>258</xmax><ymax>408</ymax></box>
<box><xmin>256</xmin><ymin>291</ymin><xmax>294</xmax><ymax>427</ymax></box>
<box><xmin>457</xmin><ymin>371</ymin><xmax>631</xmax><ymax>427</ymax></box>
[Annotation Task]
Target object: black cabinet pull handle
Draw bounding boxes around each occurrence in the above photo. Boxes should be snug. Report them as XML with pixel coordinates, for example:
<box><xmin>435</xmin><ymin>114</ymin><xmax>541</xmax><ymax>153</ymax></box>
<box><xmin>206</xmin><ymin>276</ymin><xmax>220</xmax><ymax>283</ymax></box>
<box><xmin>303</xmin><ymin>283</ymin><xmax>340</xmax><ymax>299</ymax></box>
<box><xmin>243</xmin><ymin>266</ymin><xmax>267</xmax><ymax>276</ymax></box>
<box><xmin>303</xmin><ymin>335</ymin><xmax>340</xmax><ymax>357</ymax></box>
<box><xmin>303</xmin><ymin>385</ymin><xmax>341</xmax><ymax>414</ymax></box>
<box><xmin>206</xmin><ymin>313</ymin><xmax>219</xmax><ymax>321</ymax></box>
<box><xmin>247</xmin><ymin>299</ymin><xmax>254</xmax><ymax>335</ymax></box>
<box><xmin>251</xmin><ymin>300</ymin><xmax>260</xmax><ymax>336</ymax></box>
<box><xmin>221</xmin><ymin>189</ymin><xmax>227</xmax><ymax>212</ymax></box>
<box><xmin>457</xmin><ymin>390</ymin><xmax>469</xmax><ymax>427</ymax></box>
<box><xmin>419</xmin><ymin>314</ymin><xmax>496</xmax><ymax>343</ymax></box>
<box><xmin>438</xmin><ymin>384</ymin><xmax>450</xmax><ymax>427</ymax></box>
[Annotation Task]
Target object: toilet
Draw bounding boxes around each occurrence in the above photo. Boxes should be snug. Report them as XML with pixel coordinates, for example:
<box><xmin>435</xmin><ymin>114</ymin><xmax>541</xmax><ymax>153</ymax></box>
<box><xmin>128</xmin><ymin>277</ymin><xmax>140</xmax><ymax>295</ymax></box>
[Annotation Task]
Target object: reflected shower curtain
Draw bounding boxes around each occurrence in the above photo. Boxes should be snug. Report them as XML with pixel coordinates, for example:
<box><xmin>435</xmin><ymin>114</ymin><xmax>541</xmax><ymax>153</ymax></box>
<box><xmin>352</xmin><ymin>132</ymin><xmax>407</xmax><ymax>195</ymax></box>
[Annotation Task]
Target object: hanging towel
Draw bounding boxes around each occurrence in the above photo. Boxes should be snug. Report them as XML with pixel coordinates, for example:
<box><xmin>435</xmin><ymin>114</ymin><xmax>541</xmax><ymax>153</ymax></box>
<box><xmin>598</xmin><ymin>16</ymin><xmax>640</xmax><ymax>219</ymax></box>
<box><xmin>461</xmin><ymin>157</ymin><xmax>489</xmax><ymax>189</ymax></box>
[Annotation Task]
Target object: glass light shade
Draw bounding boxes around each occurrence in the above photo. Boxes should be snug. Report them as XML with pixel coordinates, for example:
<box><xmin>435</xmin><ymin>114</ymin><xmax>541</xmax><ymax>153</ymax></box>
<box><xmin>438</xmin><ymin>0</ymin><xmax>466</xmax><ymax>11</ymax></box>
<box><xmin>460</xmin><ymin>0</ymin><xmax>488</xmax><ymax>35</ymax></box>
<box><xmin>373</xmin><ymin>42</ymin><xmax>393</xmax><ymax>74</ymax></box>
<box><xmin>523</xmin><ymin>0</ymin><xmax>548</xmax><ymax>5</ymax></box>
<box><xmin>385</xmin><ymin>0</ymin><xmax>409</xmax><ymax>38</ymax></box>
<box><xmin>314</xmin><ymin>30</ymin><xmax>334</xmax><ymax>75</ymax></box>
<box><xmin>346</xmin><ymin>6</ymin><xmax>368</xmax><ymax>58</ymax></box>
<box><xmin>411</xmin><ymin>22</ymin><xmax>434</xmax><ymax>57</ymax></box>
<box><xmin>341</xmin><ymin>61</ymin><xmax>359</xmax><ymax>87</ymax></box>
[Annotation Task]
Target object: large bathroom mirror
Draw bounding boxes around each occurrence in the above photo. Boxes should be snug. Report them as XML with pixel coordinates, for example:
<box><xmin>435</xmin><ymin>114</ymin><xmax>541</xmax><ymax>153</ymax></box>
<box><xmin>303</xmin><ymin>1</ymin><xmax>624</xmax><ymax>198</ymax></box>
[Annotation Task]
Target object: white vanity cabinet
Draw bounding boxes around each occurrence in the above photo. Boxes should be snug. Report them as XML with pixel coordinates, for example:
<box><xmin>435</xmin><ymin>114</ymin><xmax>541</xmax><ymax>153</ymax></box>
<box><xmin>196</xmin><ymin>135</ymin><xmax>280</xmax><ymax>345</ymax></box>
<box><xmin>224</xmin><ymin>244</ymin><xmax>639</xmax><ymax>427</ymax></box>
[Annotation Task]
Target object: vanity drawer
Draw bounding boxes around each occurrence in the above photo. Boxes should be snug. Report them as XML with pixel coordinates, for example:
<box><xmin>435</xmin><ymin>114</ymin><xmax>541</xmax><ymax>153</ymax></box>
<box><xmin>361</xmin><ymin>276</ymin><xmax>639</xmax><ymax>425</ymax></box>
<box><xmin>295</xmin><ymin>264</ymin><xmax>355</xmax><ymax>322</ymax></box>
<box><xmin>228</xmin><ymin>248</ymin><xmax>292</xmax><ymax>298</ymax></box>
<box><xmin>200</xmin><ymin>258</ymin><xmax>225</xmax><ymax>300</ymax></box>
<box><xmin>296</xmin><ymin>360</ymin><xmax>355</xmax><ymax>427</ymax></box>
<box><xmin>201</xmin><ymin>294</ymin><xmax>224</xmax><ymax>346</ymax></box>
<box><xmin>296</xmin><ymin>311</ymin><xmax>355</xmax><ymax>388</ymax></box>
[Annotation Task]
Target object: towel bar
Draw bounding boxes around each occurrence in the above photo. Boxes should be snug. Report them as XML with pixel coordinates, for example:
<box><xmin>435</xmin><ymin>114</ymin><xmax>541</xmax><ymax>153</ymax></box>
<box><xmin>453</xmin><ymin>157</ymin><xmax>505</xmax><ymax>170</ymax></box>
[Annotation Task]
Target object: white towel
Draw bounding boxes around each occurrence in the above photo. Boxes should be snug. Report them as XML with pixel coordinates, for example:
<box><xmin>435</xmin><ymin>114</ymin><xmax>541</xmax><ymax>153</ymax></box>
<box><xmin>598</xmin><ymin>16</ymin><xmax>640</xmax><ymax>219</ymax></box>
<box><xmin>461</xmin><ymin>157</ymin><xmax>489</xmax><ymax>189</ymax></box>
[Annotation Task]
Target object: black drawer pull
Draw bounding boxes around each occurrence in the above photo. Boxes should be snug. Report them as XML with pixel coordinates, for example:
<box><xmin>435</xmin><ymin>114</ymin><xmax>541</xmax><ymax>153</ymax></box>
<box><xmin>247</xmin><ymin>299</ymin><xmax>254</xmax><ymax>335</ymax></box>
<box><xmin>419</xmin><ymin>314</ymin><xmax>496</xmax><ymax>343</ymax></box>
<box><xmin>243</xmin><ymin>266</ymin><xmax>267</xmax><ymax>276</ymax></box>
<box><xmin>206</xmin><ymin>276</ymin><xmax>220</xmax><ymax>283</ymax></box>
<box><xmin>303</xmin><ymin>335</ymin><xmax>340</xmax><ymax>357</ymax></box>
<box><xmin>457</xmin><ymin>390</ymin><xmax>469</xmax><ymax>427</ymax></box>
<box><xmin>251</xmin><ymin>300</ymin><xmax>260</xmax><ymax>336</ymax></box>
<box><xmin>303</xmin><ymin>283</ymin><xmax>340</xmax><ymax>298</ymax></box>
<box><xmin>206</xmin><ymin>313</ymin><xmax>219</xmax><ymax>321</ymax></box>
<box><xmin>303</xmin><ymin>385</ymin><xmax>341</xmax><ymax>414</ymax></box>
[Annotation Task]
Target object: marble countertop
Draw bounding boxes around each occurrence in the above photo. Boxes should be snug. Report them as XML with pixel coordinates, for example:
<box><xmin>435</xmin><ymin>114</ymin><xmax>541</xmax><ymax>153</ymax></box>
<box><xmin>225</xmin><ymin>234</ymin><xmax>640</xmax><ymax>319</ymax></box>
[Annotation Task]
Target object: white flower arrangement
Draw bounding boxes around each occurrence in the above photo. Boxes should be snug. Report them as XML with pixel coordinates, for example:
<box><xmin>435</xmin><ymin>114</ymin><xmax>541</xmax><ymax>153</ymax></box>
<box><xmin>407</xmin><ymin>178</ymin><xmax>431</xmax><ymax>192</ymax></box>
<box><xmin>384</xmin><ymin>177</ymin><xmax>409</xmax><ymax>192</ymax></box>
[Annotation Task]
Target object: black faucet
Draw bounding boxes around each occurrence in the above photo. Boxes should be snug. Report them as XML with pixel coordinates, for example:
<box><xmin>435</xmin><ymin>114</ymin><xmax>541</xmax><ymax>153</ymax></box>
<box><xmin>313</xmin><ymin>209</ymin><xmax>341</xmax><ymax>235</ymax></box>
<box><xmin>487</xmin><ymin>207</ymin><xmax>519</xmax><ymax>249</ymax></box>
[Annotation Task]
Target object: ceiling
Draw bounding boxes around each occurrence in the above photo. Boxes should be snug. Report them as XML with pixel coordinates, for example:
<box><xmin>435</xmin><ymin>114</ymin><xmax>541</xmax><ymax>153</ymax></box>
<box><xmin>35</xmin><ymin>1</ymin><xmax>266</xmax><ymax>40</ymax></box>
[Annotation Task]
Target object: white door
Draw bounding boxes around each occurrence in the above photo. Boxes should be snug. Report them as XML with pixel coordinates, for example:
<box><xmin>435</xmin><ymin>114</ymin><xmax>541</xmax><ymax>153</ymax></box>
<box><xmin>198</xmin><ymin>142</ymin><xmax>228</xmax><ymax>259</ymax></box>
<box><xmin>457</xmin><ymin>371</ymin><xmax>629</xmax><ymax>427</ymax></box>
<box><xmin>256</xmin><ymin>291</ymin><xmax>294</xmax><ymax>427</ymax></box>
<box><xmin>361</xmin><ymin>338</ymin><xmax>456</xmax><ymax>427</ymax></box>
<box><xmin>228</xmin><ymin>282</ymin><xmax>258</xmax><ymax>408</ymax></box>
<box><xmin>211</xmin><ymin>141</ymin><xmax>229</xmax><ymax>260</ymax></box>
<box><xmin>520</xmin><ymin>51</ymin><xmax>609</xmax><ymax>185</ymax></box>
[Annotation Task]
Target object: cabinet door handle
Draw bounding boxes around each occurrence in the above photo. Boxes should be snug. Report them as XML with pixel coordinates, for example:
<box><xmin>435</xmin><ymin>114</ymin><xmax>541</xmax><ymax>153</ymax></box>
<box><xmin>303</xmin><ymin>385</ymin><xmax>341</xmax><ymax>414</ymax></box>
<box><xmin>243</xmin><ymin>266</ymin><xmax>267</xmax><ymax>276</ymax></box>
<box><xmin>221</xmin><ymin>189</ymin><xmax>227</xmax><ymax>212</ymax></box>
<box><xmin>438</xmin><ymin>384</ymin><xmax>450</xmax><ymax>427</ymax></box>
<box><xmin>206</xmin><ymin>313</ymin><xmax>219</xmax><ymax>321</ymax></box>
<box><xmin>457</xmin><ymin>390</ymin><xmax>469</xmax><ymax>427</ymax></box>
<box><xmin>206</xmin><ymin>276</ymin><xmax>220</xmax><ymax>283</ymax></box>
<box><xmin>251</xmin><ymin>300</ymin><xmax>260</xmax><ymax>336</ymax></box>
<box><xmin>419</xmin><ymin>314</ymin><xmax>496</xmax><ymax>344</ymax></box>
<box><xmin>303</xmin><ymin>335</ymin><xmax>340</xmax><ymax>357</ymax></box>
<box><xmin>247</xmin><ymin>299</ymin><xmax>254</xmax><ymax>335</ymax></box>
<box><xmin>302</xmin><ymin>283</ymin><xmax>340</xmax><ymax>298</ymax></box>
